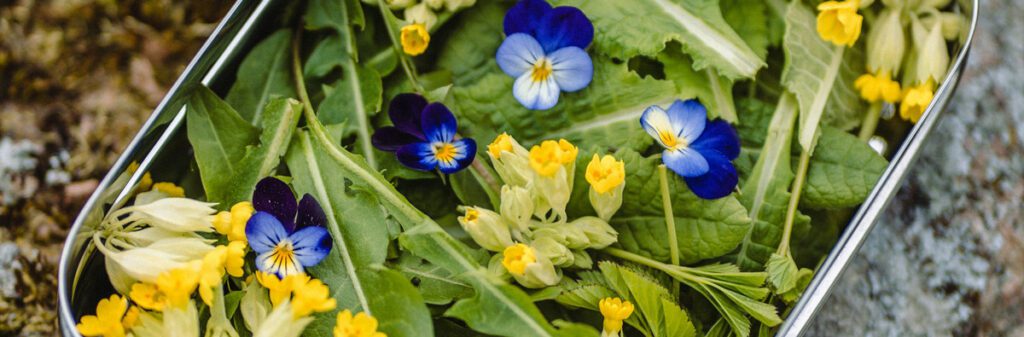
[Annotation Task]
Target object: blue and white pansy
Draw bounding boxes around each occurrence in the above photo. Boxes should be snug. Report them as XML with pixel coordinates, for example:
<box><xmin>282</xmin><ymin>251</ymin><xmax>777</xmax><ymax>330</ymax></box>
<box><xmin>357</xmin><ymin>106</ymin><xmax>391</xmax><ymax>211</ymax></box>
<box><xmin>640</xmin><ymin>99</ymin><xmax>741</xmax><ymax>200</ymax></box>
<box><xmin>496</xmin><ymin>0</ymin><xmax>594</xmax><ymax>110</ymax></box>
<box><xmin>372</xmin><ymin>93</ymin><xmax>477</xmax><ymax>174</ymax></box>
<box><xmin>246</xmin><ymin>177</ymin><xmax>332</xmax><ymax>278</ymax></box>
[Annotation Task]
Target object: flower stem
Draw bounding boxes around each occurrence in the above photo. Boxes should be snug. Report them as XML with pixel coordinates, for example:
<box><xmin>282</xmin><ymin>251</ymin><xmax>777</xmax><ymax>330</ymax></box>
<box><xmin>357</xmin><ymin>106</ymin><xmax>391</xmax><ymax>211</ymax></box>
<box><xmin>657</xmin><ymin>165</ymin><xmax>681</xmax><ymax>297</ymax></box>
<box><xmin>376</xmin><ymin>0</ymin><xmax>424</xmax><ymax>93</ymax></box>
<box><xmin>778</xmin><ymin>149</ymin><xmax>811</xmax><ymax>255</ymax></box>
<box><xmin>858</xmin><ymin>102</ymin><xmax>883</xmax><ymax>141</ymax></box>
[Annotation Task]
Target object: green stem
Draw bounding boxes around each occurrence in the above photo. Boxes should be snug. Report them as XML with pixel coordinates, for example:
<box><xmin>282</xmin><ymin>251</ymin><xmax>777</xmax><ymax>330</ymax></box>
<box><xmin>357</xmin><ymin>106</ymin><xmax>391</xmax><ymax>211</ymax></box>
<box><xmin>858</xmin><ymin>102</ymin><xmax>883</xmax><ymax>141</ymax></box>
<box><xmin>777</xmin><ymin>150</ymin><xmax>811</xmax><ymax>255</ymax></box>
<box><xmin>657</xmin><ymin>165</ymin><xmax>681</xmax><ymax>297</ymax></box>
<box><xmin>376</xmin><ymin>0</ymin><xmax>424</xmax><ymax>93</ymax></box>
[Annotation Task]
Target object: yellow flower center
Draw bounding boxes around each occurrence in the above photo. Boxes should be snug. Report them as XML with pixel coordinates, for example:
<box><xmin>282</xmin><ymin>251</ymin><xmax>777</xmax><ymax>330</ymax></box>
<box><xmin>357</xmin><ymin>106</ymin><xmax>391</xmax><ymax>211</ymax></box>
<box><xmin>130</xmin><ymin>282</ymin><xmax>166</xmax><ymax>311</ymax></box>
<box><xmin>502</xmin><ymin>243</ymin><xmax>537</xmax><ymax>276</ymax></box>
<box><xmin>488</xmin><ymin>133</ymin><xmax>514</xmax><ymax>159</ymax></box>
<box><xmin>599</xmin><ymin>297</ymin><xmax>635</xmax><ymax>334</ymax></box>
<box><xmin>585</xmin><ymin>154</ymin><xmax>626</xmax><ymax>194</ymax></box>
<box><xmin>528</xmin><ymin>139</ymin><xmax>578</xmax><ymax>177</ymax></box>
<box><xmin>530</xmin><ymin>58</ymin><xmax>553</xmax><ymax>82</ymax></box>
<box><xmin>269</xmin><ymin>240</ymin><xmax>298</xmax><ymax>273</ymax></box>
<box><xmin>400</xmin><ymin>23</ymin><xmax>430</xmax><ymax>56</ymax></box>
<box><xmin>464</xmin><ymin>208</ymin><xmax>479</xmax><ymax>223</ymax></box>
<box><xmin>658</xmin><ymin>129</ymin><xmax>686</xmax><ymax>151</ymax></box>
<box><xmin>432</xmin><ymin>142</ymin><xmax>457</xmax><ymax>164</ymax></box>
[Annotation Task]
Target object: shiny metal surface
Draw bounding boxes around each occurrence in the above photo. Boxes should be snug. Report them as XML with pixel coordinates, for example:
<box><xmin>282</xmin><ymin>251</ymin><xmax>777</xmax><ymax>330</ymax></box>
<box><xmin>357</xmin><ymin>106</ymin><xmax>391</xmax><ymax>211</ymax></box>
<box><xmin>56</xmin><ymin>0</ymin><xmax>981</xmax><ymax>335</ymax></box>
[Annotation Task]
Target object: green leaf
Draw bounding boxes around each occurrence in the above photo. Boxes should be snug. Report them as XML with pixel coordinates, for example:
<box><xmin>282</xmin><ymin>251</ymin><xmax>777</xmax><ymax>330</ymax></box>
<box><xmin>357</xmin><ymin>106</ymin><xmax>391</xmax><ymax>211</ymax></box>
<box><xmin>658</xmin><ymin>48</ymin><xmax>737</xmax><ymax>123</ymax></box>
<box><xmin>779</xmin><ymin>268</ymin><xmax>814</xmax><ymax>303</ymax></box>
<box><xmin>286</xmin><ymin>130</ymin><xmax>432</xmax><ymax>337</ymax></box>
<box><xmin>295</xmin><ymin>118</ymin><xmax>581</xmax><ymax>337</ymax></box>
<box><xmin>434</xmin><ymin>0</ymin><xmax>510</xmax><ymax>85</ymax></box>
<box><xmin>316</xmin><ymin>58</ymin><xmax>383</xmax><ymax>141</ymax></box>
<box><xmin>611</xmin><ymin>149</ymin><xmax>751</xmax><ymax>264</ymax></box>
<box><xmin>729</xmin><ymin>94</ymin><xmax>809</xmax><ymax>270</ymax></box>
<box><xmin>801</xmin><ymin>128</ymin><xmax>888</xmax><ymax>209</ymax></box>
<box><xmin>185</xmin><ymin>86</ymin><xmax>258</xmax><ymax>204</ymax></box>
<box><xmin>765</xmin><ymin>253</ymin><xmax>799</xmax><ymax>294</ymax></box>
<box><xmin>449</xmin><ymin>57</ymin><xmax>671</xmax><ymax>151</ymax></box>
<box><xmin>552</xmin><ymin>0</ymin><xmax>765</xmax><ymax>79</ymax></box>
<box><xmin>393</xmin><ymin>253</ymin><xmax>474</xmax><ymax>305</ymax></box>
<box><xmin>555</xmin><ymin>277</ymin><xmax>616</xmax><ymax>311</ymax></box>
<box><xmin>305</xmin><ymin>0</ymin><xmax>365</xmax><ymax>52</ymax></box>
<box><xmin>721</xmin><ymin>0</ymin><xmax>770</xmax><ymax>60</ymax></box>
<box><xmin>781</xmin><ymin>1</ymin><xmax>865</xmax><ymax>152</ymax></box>
<box><xmin>599</xmin><ymin>262</ymin><xmax>697</xmax><ymax>337</ymax></box>
<box><xmin>225</xmin><ymin>29</ymin><xmax>296</xmax><ymax>125</ymax></box>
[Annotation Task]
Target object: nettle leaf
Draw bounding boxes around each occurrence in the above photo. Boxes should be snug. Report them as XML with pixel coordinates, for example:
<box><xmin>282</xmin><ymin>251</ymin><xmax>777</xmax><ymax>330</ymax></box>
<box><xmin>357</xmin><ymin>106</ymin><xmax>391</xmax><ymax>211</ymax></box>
<box><xmin>187</xmin><ymin>87</ymin><xmax>301</xmax><ymax>205</ymax></box>
<box><xmin>393</xmin><ymin>254</ymin><xmax>474</xmax><ymax>305</ymax></box>
<box><xmin>225</xmin><ymin>29</ymin><xmax>296</xmax><ymax>125</ymax></box>
<box><xmin>611</xmin><ymin>149</ymin><xmax>750</xmax><ymax>264</ymax></box>
<box><xmin>552</xmin><ymin>0</ymin><xmax>764</xmax><ymax>79</ymax></box>
<box><xmin>658</xmin><ymin>48</ymin><xmax>737</xmax><ymax>123</ymax></box>
<box><xmin>286</xmin><ymin>130</ymin><xmax>431</xmax><ymax>337</ymax></box>
<box><xmin>801</xmin><ymin>127</ymin><xmax>888</xmax><ymax>209</ymax></box>
<box><xmin>449</xmin><ymin>57</ymin><xmax>672</xmax><ymax>151</ymax></box>
<box><xmin>721</xmin><ymin>0</ymin><xmax>770</xmax><ymax>60</ymax></box>
<box><xmin>781</xmin><ymin>1</ymin><xmax>865</xmax><ymax>152</ymax></box>
<box><xmin>434</xmin><ymin>0</ymin><xmax>510</xmax><ymax>85</ymax></box>
<box><xmin>295</xmin><ymin>119</ymin><xmax>585</xmax><ymax>337</ymax></box>
<box><xmin>728</xmin><ymin>94</ymin><xmax>810</xmax><ymax>271</ymax></box>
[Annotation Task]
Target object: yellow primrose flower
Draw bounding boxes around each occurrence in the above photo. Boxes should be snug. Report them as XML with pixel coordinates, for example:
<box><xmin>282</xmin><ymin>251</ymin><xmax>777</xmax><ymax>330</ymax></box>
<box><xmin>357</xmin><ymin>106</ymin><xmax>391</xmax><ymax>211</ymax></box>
<box><xmin>488</xmin><ymin>133</ymin><xmax>515</xmax><ymax>159</ymax></box>
<box><xmin>198</xmin><ymin>247</ymin><xmax>228</xmax><ymax>306</ymax></box>
<box><xmin>854</xmin><ymin>71</ymin><xmax>902</xmax><ymax>103</ymax></box>
<box><xmin>127</xmin><ymin>161</ymin><xmax>153</xmax><ymax>192</ymax></box>
<box><xmin>130</xmin><ymin>282</ymin><xmax>166</xmax><ymax>311</ymax></box>
<box><xmin>528</xmin><ymin>139</ymin><xmax>578</xmax><ymax>177</ymax></box>
<box><xmin>400</xmin><ymin>23</ymin><xmax>430</xmax><ymax>56</ymax></box>
<box><xmin>224</xmin><ymin>241</ymin><xmax>247</xmax><ymax>277</ymax></box>
<box><xmin>213</xmin><ymin>201</ymin><xmax>254</xmax><ymax>243</ymax></box>
<box><xmin>121</xmin><ymin>306</ymin><xmax>139</xmax><ymax>330</ymax></box>
<box><xmin>156</xmin><ymin>265</ymin><xmax>200</xmax><ymax>309</ymax></box>
<box><xmin>151</xmin><ymin>182</ymin><xmax>185</xmax><ymax>197</ymax></box>
<box><xmin>76</xmin><ymin>294</ymin><xmax>129</xmax><ymax>337</ymax></box>
<box><xmin>334</xmin><ymin>310</ymin><xmax>387</xmax><ymax>337</ymax></box>
<box><xmin>816</xmin><ymin>0</ymin><xmax>863</xmax><ymax>46</ymax></box>
<box><xmin>900</xmin><ymin>81</ymin><xmax>935</xmax><ymax>123</ymax></box>
<box><xmin>599</xmin><ymin>297</ymin><xmax>634</xmax><ymax>335</ymax></box>
<box><xmin>290</xmin><ymin>278</ymin><xmax>338</xmax><ymax>319</ymax></box>
<box><xmin>501</xmin><ymin>243</ymin><xmax>537</xmax><ymax>276</ymax></box>
<box><xmin>257</xmin><ymin>272</ymin><xmax>311</xmax><ymax>307</ymax></box>
<box><xmin>585</xmin><ymin>154</ymin><xmax>625</xmax><ymax>194</ymax></box>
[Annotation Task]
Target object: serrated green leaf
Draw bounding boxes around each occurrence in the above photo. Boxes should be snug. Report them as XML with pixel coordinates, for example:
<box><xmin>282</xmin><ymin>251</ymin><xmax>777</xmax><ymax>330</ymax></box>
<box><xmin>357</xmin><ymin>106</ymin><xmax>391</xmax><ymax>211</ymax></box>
<box><xmin>779</xmin><ymin>268</ymin><xmax>814</xmax><ymax>303</ymax></box>
<box><xmin>765</xmin><ymin>253</ymin><xmax>799</xmax><ymax>294</ymax></box>
<box><xmin>781</xmin><ymin>1</ymin><xmax>865</xmax><ymax>152</ymax></box>
<box><xmin>554</xmin><ymin>278</ymin><xmax>616</xmax><ymax>310</ymax></box>
<box><xmin>287</xmin><ymin>131</ymin><xmax>431</xmax><ymax>337</ymax></box>
<box><xmin>448</xmin><ymin>57</ymin><xmax>670</xmax><ymax>151</ymax></box>
<box><xmin>611</xmin><ymin>149</ymin><xmax>750</xmax><ymax>264</ymax></box>
<box><xmin>596</xmin><ymin>262</ymin><xmax>696</xmax><ymax>337</ymax></box>
<box><xmin>729</xmin><ymin>94</ymin><xmax>810</xmax><ymax>271</ymax></box>
<box><xmin>801</xmin><ymin>127</ymin><xmax>888</xmax><ymax>209</ymax></box>
<box><xmin>552</xmin><ymin>0</ymin><xmax>764</xmax><ymax>79</ymax></box>
<box><xmin>393</xmin><ymin>253</ymin><xmax>474</xmax><ymax>305</ymax></box>
<box><xmin>225</xmin><ymin>29</ymin><xmax>296</xmax><ymax>125</ymax></box>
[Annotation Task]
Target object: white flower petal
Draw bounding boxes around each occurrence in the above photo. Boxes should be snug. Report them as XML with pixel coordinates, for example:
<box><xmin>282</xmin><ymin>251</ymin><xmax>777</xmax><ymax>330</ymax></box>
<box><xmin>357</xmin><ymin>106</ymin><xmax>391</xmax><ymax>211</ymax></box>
<box><xmin>640</xmin><ymin>105</ymin><xmax>674</xmax><ymax>148</ymax></box>
<box><xmin>548</xmin><ymin>47</ymin><xmax>593</xmax><ymax>92</ymax></box>
<box><xmin>513</xmin><ymin>72</ymin><xmax>561</xmax><ymax>110</ymax></box>
<box><xmin>497</xmin><ymin>33</ymin><xmax>545</xmax><ymax>77</ymax></box>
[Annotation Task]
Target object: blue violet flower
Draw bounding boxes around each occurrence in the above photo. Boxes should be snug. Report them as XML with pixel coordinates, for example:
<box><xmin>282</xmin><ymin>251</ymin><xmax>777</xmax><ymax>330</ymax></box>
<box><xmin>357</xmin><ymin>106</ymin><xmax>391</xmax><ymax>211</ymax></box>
<box><xmin>246</xmin><ymin>177</ymin><xmax>332</xmax><ymax>278</ymax></box>
<box><xmin>371</xmin><ymin>93</ymin><xmax>477</xmax><ymax>174</ymax></box>
<box><xmin>640</xmin><ymin>99</ymin><xmax>740</xmax><ymax>200</ymax></box>
<box><xmin>496</xmin><ymin>0</ymin><xmax>594</xmax><ymax>110</ymax></box>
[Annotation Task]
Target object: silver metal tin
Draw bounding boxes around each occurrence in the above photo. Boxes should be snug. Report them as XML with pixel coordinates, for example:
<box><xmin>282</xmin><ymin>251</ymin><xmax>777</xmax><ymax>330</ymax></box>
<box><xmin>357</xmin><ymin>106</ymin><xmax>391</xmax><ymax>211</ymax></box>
<box><xmin>57</xmin><ymin>0</ymin><xmax>980</xmax><ymax>335</ymax></box>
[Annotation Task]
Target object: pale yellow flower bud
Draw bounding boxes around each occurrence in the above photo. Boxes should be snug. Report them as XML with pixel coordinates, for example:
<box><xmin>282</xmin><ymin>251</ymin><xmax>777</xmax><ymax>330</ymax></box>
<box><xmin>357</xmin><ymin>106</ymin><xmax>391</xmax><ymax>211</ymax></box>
<box><xmin>910</xmin><ymin>16</ymin><xmax>950</xmax><ymax>85</ymax></box>
<box><xmin>500</xmin><ymin>185</ymin><xmax>534</xmax><ymax>233</ymax></box>
<box><xmin>404</xmin><ymin>3</ymin><xmax>437</xmax><ymax>30</ymax></box>
<box><xmin>571</xmin><ymin>217</ymin><xmax>618</xmax><ymax>249</ymax></box>
<box><xmin>458</xmin><ymin>207</ymin><xmax>514</xmax><ymax>252</ymax></box>
<box><xmin>533</xmin><ymin>237</ymin><xmax>574</xmax><ymax>267</ymax></box>
<box><xmin>866</xmin><ymin>8</ymin><xmax>906</xmax><ymax>75</ymax></box>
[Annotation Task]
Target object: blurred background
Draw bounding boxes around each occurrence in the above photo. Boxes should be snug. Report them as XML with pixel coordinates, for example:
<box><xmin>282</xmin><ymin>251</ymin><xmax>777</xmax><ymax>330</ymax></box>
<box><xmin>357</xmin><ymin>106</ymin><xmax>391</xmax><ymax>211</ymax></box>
<box><xmin>0</xmin><ymin>0</ymin><xmax>1020</xmax><ymax>336</ymax></box>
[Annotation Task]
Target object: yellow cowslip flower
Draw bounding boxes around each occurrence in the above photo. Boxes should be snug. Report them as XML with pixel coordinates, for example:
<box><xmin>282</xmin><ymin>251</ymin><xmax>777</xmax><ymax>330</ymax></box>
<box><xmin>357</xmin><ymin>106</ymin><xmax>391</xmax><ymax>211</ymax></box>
<box><xmin>900</xmin><ymin>81</ymin><xmax>935</xmax><ymax>123</ymax></box>
<box><xmin>76</xmin><ymin>294</ymin><xmax>129</xmax><ymax>337</ymax></box>
<box><xmin>156</xmin><ymin>265</ymin><xmax>200</xmax><ymax>309</ymax></box>
<box><xmin>400</xmin><ymin>23</ymin><xmax>430</xmax><ymax>56</ymax></box>
<box><xmin>121</xmin><ymin>306</ymin><xmax>139</xmax><ymax>330</ymax></box>
<box><xmin>334</xmin><ymin>310</ymin><xmax>387</xmax><ymax>337</ymax></box>
<box><xmin>501</xmin><ymin>243</ymin><xmax>537</xmax><ymax>276</ymax></box>
<box><xmin>290</xmin><ymin>278</ymin><xmax>337</xmax><ymax>319</ymax></box>
<box><xmin>198</xmin><ymin>247</ymin><xmax>228</xmax><ymax>306</ymax></box>
<box><xmin>130</xmin><ymin>282</ymin><xmax>166</xmax><ymax>311</ymax></box>
<box><xmin>213</xmin><ymin>201</ymin><xmax>254</xmax><ymax>243</ymax></box>
<box><xmin>528</xmin><ymin>139</ymin><xmax>578</xmax><ymax>177</ymax></box>
<box><xmin>257</xmin><ymin>272</ymin><xmax>311</xmax><ymax>307</ymax></box>
<box><xmin>816</xmin><ymin>0</ymin><xmax>862</xmax><ymax>46</ymax></box>
<box><xmin>599</xmin><ymin>297</ymin><xmax>634</xmax><ymax>335</ymax></box>
<box><xmin>854</xmin><ymin>71</ymin><xmax>902</xmax><ymax>103</ymax></box>
<box><xmin>224</xmin><ymin>241</ymin><xmax>247</xmax><ymax>278</ymax></box>
<box><xmin>488</xmin><ymin>133</ymin><xmax>514</xmax><ymax>159</ymax></box>
<box><xmin>585</xmin><ymin>154</ymin><xmax>625</xmax><ymax>194</ymax></box>
<box><xmin>151</xmin><ymin>182</ymin><xmax>185</xmax><ymax>197</ymax></box>
<box><xmin>127</xmin><ymin>161</ymin><xmax>153</xmax><ymax>193</ymax></box>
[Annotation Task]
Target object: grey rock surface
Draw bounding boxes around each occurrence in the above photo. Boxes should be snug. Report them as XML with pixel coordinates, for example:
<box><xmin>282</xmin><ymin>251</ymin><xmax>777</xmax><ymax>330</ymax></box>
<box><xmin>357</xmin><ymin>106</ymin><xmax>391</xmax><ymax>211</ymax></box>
<box><xmin>807</xmin><ymin>0</ymin><xmax>1024</xmax><ymax>335</ymax></box>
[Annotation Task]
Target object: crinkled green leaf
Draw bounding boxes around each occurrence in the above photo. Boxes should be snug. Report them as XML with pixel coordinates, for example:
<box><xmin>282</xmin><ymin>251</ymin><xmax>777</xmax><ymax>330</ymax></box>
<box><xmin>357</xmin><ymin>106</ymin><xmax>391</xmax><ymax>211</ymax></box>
<box><xmin>728</xmin><ymin>94</ymin><xmax>809</xmax><ymax>271</ymax></box>
<box><xmin>448</xmin><ymin>57</ymin><xmax>670</xmax><ymax>150</ymax></box>
<box><xmin>434</xmin><ymin>0</ymin><xmax>509</xmax><ymax>85</ymax></box>
<box><xmin>765</xmin><ymin>253</ymin><xmax>799</xmax><ymax>294</ymax></box>
<box><xmin>287</xmin><ymin>131</ymin><xmax>431</xmax><ymax>337</ymax></box>
<box><xmin>802</xmin><ymin>127</ymin><xmax>888</xmax><ymax>209</ymax></box>
<box><xmin>226</xmin><ymin>29</ymin><xmax>296</xmax><ymax>125</ymax></box>
<box><xmin>552</xmin><ymin>0</ymin><xmax>764</xmax><ymax>79</ymax></box>
<box><xmin>781</xmin><ymin>1</ymin><xmax>865</xmax><ymax>152</ymax></box>
<box><xmin>658</xmin><ymin>47</ymin><xmax>736</xmax><ymax>123</ymax></box>
<box><xmin>612</xmin><ymin>149</ymin><xmax>751</xmax><ymax>264</ymax></box>
<box><xmin>721</xmin><ymin>0</ymin><xmax>770</xmax><ymax>60</ymax></box>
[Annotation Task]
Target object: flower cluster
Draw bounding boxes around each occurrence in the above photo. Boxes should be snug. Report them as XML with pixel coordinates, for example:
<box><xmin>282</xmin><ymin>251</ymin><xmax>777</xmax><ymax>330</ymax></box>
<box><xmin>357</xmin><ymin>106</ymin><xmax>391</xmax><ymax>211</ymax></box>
<box><xmin>456</xmin><ymin>134</ymin><xmax>623</xmax><ymax>288</ymax></box>
<box><xmin>818</xmin><ymin>0</ymin><xmax>958</xmax><ymax>122</ymax></box>
<box><xmin>372</xmin><ymin>94</ymin><xmax>477</xmax><ymax>174</ymax></box>
<box><xmin>641</xmin><ymin>99</ymin><xmax>741</xmax><ymax>200</ymax></box>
